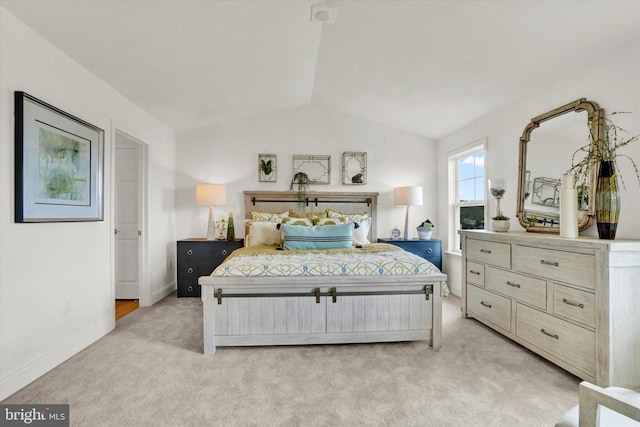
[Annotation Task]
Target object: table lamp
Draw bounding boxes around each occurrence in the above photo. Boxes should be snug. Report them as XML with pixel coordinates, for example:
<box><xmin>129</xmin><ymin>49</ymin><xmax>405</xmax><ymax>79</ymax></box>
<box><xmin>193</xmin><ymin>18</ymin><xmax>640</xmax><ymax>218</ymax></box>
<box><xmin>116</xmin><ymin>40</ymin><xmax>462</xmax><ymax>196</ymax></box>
<box><xmin>196</xmin><ymin>183</ymin><xmax>227</xmax><ymax>240</ymax></box>
<box><xmin>394</xmin><ymin>186</ymin><xmax>423</xmax><ymax>239</ymax></box>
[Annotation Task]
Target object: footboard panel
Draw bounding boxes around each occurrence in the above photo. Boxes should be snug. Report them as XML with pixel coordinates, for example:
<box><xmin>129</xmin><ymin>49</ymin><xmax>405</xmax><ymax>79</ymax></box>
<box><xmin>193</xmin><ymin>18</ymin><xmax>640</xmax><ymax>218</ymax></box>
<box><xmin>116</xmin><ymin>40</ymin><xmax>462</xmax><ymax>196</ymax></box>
<box><xmin>200</xmin><ymin>276</ymin><xmax>445</xmax><ymax>354</ymax></box>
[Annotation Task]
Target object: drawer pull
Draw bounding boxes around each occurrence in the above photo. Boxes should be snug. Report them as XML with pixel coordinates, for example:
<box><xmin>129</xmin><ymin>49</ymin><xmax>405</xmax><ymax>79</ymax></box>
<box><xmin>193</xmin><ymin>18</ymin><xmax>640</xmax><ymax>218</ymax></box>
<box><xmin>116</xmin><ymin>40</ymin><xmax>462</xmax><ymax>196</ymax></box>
<box><xmin>222</xmin><ymin>249</ymin><xmax>228</xmax><ymax>256</ymax></box>
<box><xmin>469</xmin><ymin>270</ymin><xmax>481</xmax><ymax>275</ymax></box>
<box><xmin>540</xmin><ymin>260</ymin><xmax>559</xmax><ymax>267</ymax></box>
<box><xmin>187</xmin><ymin>249</ymin><xmax>193</xmax><ymax>255</ymax></box>
<box><xmin>480</xmin><ymin>249</ymin><xmax>492</xmax><ymax>254</ymax></box>
<box><xmin>505</xmin><ymin>281</ymin><xmax>521</xmax><ymax>288</ymax></box>
<box><xmin>480</xmin><ymin>301</ymin><xmax>492</xmax><ymax>308</ymax></box>
<box><xmin>187</xmin><ymin>267</ymin><xmax>194</xmax><ymax>274</ymax></box>
<box><xmin>187</xmin><ymin>285</ymin><xmax>194</xmax><ymax>292</ymax></box>
<box><xmin>540</xmin><ymin>328</ymin><xmax>559</xmax><ymax>339</ymax></box>
<box><xmin>562</xmin><ymin>298</ymin><xmax>584</xmax><ymax>309</ymax></box>
<box><xmin>426</xmin><ymin>248</ymin><xmax>433</xmax><ymax>254</ymax></box>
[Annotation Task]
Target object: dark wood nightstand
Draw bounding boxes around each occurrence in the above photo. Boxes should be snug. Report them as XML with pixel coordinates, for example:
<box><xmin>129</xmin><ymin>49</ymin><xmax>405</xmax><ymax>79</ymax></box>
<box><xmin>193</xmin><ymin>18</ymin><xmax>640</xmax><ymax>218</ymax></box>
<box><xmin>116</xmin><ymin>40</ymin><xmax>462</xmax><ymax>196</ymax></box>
<box><xmin>378</xmin><ymin>238</ymin><xmax>442</xmax><ymax>271</ymax></box>
<box><xmin>176</xmin><ymin>238</ymin><xmax>244</xmax><ymax>297</ymax></box>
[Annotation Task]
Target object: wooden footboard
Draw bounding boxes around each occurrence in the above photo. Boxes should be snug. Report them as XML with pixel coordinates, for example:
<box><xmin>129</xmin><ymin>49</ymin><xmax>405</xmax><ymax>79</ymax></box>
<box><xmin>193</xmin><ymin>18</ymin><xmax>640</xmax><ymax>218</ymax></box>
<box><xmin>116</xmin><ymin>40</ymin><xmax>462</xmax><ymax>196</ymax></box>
<box><xmin>199</xmin><ymin>274</ymin><xmax>445</xmax><ymax>354</ymax></box>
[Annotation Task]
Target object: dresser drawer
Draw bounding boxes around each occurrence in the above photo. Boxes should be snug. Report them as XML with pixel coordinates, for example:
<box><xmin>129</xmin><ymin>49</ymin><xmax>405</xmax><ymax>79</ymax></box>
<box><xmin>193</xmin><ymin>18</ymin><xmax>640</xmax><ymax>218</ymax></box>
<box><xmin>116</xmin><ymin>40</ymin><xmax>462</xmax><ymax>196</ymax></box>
<box><xmin>553</xmin><ymin>284</ymin><xmax>595</xmax><ymax>328</ymax></box>
<box><xmin>466</xmin><ymin>261</ymin><xmax>485</xmax><ymax>286</ymax></box>
<box><xmin>467</xmin><ymin>285</ymin><xmax>511</xmax><ymax>332</ymax></box>
<box><xmin>486</xmin><ymin>266</ymin><xmax>546</xmax><ymax>310</ymax></box>
<box><xmin>466</xmin><ymin>239</ymin><xmax>511</xmax><ymax>269</ymax></box>
<box><xmin>513</xmin><ymin>245</ymin><xmax>595</xmax><ymax>289</ymax></box>
<box><xmin>177</xmin><ymin>241</ymin><xmax>239</xmax><ymax>261</ymax></box>
<box><xmin>516</xmin><ymin>304</ymin><xmax>595</xmax><ymax>377</ymax></box>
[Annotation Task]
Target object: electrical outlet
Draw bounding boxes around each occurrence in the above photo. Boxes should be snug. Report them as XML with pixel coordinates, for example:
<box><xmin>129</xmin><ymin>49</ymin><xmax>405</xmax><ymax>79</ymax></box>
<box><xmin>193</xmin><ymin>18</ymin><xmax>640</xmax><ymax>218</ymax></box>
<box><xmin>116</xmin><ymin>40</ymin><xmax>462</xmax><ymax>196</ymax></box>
<box><xmin>64</xmin><ymin>297</ymin><xmax>72</xmax><ymax>313</ymax></box>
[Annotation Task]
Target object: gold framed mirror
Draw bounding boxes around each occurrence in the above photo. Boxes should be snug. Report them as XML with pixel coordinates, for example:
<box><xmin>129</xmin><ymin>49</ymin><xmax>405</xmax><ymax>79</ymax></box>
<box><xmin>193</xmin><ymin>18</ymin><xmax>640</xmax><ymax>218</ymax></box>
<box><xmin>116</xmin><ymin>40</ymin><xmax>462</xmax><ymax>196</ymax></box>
<box><xmin>517</xmin><ymin>98</ymin><xmax>603</xmax><ymax>233</ymax></box>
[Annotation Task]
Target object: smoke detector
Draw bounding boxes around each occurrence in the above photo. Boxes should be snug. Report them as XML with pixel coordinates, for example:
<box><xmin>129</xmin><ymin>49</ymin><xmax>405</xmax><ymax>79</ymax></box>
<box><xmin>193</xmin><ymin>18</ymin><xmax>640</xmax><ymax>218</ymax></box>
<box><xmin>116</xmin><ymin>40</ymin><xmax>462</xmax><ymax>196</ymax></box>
<box><xmin>311</xmin><ymin>2</ymin><xmax>337</xmax><ymax>23</ymax></box>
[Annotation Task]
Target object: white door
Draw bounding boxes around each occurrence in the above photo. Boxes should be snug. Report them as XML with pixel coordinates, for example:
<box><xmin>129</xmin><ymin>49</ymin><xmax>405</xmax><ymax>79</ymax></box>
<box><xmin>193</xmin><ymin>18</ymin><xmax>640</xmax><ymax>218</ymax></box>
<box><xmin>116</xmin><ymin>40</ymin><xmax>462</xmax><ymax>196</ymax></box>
<box><xmin>115</xmin><ymin>135</ymin><xmax>141</xmax><ymax>299</ymax></box>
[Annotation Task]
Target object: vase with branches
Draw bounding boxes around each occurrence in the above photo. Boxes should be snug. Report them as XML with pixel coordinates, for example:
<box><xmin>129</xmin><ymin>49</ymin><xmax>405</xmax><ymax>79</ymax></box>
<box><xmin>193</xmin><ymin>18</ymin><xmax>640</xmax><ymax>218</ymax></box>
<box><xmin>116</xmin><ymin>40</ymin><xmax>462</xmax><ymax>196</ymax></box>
<box><xmin>568</xmin><ymin>112</ymin><xmax>640</xmax><ymax>239</ymax></box>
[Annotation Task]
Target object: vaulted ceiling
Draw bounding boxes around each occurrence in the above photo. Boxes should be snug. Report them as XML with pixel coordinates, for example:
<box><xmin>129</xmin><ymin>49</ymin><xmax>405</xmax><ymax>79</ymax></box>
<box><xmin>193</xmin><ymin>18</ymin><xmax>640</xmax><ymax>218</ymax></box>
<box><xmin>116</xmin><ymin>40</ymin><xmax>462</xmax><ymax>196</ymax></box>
<box><xmin>3</xmin><ymin>0</ymin><xmax>640</xmax><ymax>139</ymax></box>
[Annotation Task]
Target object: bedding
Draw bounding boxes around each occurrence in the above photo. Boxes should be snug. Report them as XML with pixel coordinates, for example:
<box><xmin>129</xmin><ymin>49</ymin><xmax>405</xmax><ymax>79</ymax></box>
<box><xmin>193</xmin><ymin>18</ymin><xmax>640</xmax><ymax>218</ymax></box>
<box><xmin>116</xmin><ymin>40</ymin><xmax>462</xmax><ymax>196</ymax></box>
<box><xmin>213</xmin><ymin>243</ymin><xmax>444</xmax><ymax>279</ymax></box>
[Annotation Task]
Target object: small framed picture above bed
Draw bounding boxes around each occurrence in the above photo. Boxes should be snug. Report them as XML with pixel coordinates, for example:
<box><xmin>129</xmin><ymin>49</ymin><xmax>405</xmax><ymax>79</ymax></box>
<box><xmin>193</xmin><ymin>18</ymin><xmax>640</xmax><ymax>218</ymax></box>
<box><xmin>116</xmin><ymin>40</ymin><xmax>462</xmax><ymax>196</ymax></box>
<box><xmin>292</xmin><ymin>154</ymin><xmax>331</xmax><ymax>185</ymax></box>
<box><xmin>258</xmin><ymin>153</ymin><xmax>277</xmax><ymax>182</ymax></box>
<box><xmin>342</xmin><ymin>152</ymin><xmax>367</xmax><ymax>185</ymax></box>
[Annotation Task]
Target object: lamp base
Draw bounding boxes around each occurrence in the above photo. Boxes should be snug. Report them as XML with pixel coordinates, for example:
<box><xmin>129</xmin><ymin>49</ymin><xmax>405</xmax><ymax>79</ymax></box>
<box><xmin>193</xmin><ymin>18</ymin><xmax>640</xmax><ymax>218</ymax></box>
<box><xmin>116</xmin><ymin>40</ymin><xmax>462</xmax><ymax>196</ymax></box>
<box><xmin>206</xmin><ymin>204</ymin><xmax>217</xmax><ymax>240</ymax></box>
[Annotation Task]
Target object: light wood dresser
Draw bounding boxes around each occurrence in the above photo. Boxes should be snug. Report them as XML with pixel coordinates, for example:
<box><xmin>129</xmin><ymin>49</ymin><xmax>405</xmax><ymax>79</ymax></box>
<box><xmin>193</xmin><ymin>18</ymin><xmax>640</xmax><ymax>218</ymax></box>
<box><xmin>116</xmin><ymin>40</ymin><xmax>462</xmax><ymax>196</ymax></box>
<box><xmin>460</xmin><ymin>230</ymin><xmax>640</xmax><ymax>387</ymax></box>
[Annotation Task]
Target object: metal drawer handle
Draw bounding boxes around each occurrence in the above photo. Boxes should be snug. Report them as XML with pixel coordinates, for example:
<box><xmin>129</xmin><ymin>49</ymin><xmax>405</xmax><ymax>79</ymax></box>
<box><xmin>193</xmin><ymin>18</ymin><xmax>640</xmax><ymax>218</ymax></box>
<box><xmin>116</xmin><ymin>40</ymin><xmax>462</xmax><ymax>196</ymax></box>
<box><xmin>505</xmin><ymin>281</ymin><xmax>521</xmax><ymax>288</ymax></box>
<box><xmin>469</xmin><ymin>270</ymin><xmax>481</xmax><ymax>275</ymax></box>
<box><xmin>221</xmin><ymin>249</ymin><xmax>228</xmax><ymax>256</ymax></box>
<box><xmin>540</xmin><ymin>328</ymin><xmax>559</xmax><ymax>339</ymax></box>
<box><xmin>480</xmin><ymin>301</ymin><xmax>492</xmax><ymax>308</ymax></box>
<box><xmin>540</xmin><ymin>260</ymin><xmax>559</xmax><ymax>267</ymax></box>
<box><xmin>187</xmin><ymin>249</ymin><xmax>193</xmax><ymax>255</ymax></box>
<box><xmin>480</xmin><ymin>249</ymin><xmax>492</xmax><ymax>254</ymax></box>
<box><xmin>562</xmin><ymin>298</ymin><xmax>584</xmax><ymax>309</ymax></box>
<box><xmin>187</xmin><ymin>285</ymin><xmax>194</xmax><ymax>292</ymax></box>
<box><xmin>187</xmin><ymin>267</ymin><xmax>194</xmax><ymax>274</ymax></box>
<box><xmin>426</xmin><ymin>248</ymin><xmax>433</xmax><ymax>254</ymax></box>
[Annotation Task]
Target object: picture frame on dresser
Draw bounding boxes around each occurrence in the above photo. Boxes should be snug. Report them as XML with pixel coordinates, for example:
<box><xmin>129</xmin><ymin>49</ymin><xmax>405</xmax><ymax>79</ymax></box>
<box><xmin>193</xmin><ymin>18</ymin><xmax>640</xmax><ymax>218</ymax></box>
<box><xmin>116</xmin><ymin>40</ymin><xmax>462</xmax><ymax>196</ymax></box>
<box><xmin>14</xmin><ymin>91</ymin><xmax>105</xmax><ymax>222</ymax></box>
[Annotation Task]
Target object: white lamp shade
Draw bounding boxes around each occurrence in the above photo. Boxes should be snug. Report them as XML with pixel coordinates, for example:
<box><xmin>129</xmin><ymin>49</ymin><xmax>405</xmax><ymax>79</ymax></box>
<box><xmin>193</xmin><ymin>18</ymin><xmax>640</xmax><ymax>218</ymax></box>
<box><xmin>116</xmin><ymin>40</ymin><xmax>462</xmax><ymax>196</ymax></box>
<box><xmin>394</xmin><ymin>186</ymin><xmax>423</xmax><ymax>206</ymax></box>
<box><xmin>196</xmin><ymin>184</ymin><xmax>227</xmax><ymax>206</ymax></box>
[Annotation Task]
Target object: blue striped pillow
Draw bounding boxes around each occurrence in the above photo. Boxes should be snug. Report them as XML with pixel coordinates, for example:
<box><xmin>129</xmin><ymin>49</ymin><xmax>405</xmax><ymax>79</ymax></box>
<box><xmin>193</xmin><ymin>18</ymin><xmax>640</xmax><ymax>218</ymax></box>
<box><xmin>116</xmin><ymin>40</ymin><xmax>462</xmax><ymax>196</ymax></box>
<box><xmin>282</xmin><ymin>223</ymin><xmax>353</xmax><ymax>250</ymax></box>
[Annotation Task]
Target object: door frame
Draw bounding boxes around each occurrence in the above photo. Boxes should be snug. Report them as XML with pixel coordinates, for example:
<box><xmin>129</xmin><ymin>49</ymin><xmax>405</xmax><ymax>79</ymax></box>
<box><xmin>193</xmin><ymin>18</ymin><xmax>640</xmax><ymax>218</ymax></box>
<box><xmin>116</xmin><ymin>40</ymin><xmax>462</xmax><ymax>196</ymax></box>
<box><xmin>112</xmin><ymin>128</ymin><xmax>149</xmax><ymax>307</ymax></box>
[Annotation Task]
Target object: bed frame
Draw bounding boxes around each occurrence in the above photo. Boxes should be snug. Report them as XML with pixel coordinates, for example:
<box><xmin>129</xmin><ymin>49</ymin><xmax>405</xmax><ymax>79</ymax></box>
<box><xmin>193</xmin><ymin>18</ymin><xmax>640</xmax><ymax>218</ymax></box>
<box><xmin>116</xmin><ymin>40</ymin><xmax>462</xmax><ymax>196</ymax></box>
<box><xmin>199</xmin><ymin>190</ymin><xmax>447</xmax><ymax>354</ymax></box>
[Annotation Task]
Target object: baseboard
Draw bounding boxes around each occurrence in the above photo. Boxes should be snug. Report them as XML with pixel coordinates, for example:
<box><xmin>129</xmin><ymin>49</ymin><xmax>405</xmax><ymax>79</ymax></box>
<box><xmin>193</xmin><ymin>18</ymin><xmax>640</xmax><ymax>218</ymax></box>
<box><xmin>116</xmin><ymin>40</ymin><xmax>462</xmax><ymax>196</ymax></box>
<box><xmin>151</xmin><ymin>281</ymin><xmax>176</xmax><ymax>305</ymax></box>
<box><xmin>0</xmin><ymin>317</ymin><xmax>114</xmax><ymax>401</ymax></box>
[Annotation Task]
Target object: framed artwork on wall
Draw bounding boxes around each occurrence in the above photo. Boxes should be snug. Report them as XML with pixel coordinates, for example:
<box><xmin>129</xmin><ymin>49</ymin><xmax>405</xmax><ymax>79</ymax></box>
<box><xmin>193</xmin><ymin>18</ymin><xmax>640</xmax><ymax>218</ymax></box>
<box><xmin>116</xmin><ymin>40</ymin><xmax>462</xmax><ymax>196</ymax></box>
<box><xmin>342</xmin><ymin>152</ymin><xmax>367</xmax><ymax>184</ymax></box>
<box><xmin>292</xmin><ymin>155</ymin><xmax>331</xmax><ymax>184</ymax></box>
<box><xmin>258</xmin><ymin>153</ymin><xmax>277</xmax><ymax>182</ymax></box>
<box><xmin>14</xmin><ymin>91</ymin><xmax>105</xmax><ymax>222</ymax></box>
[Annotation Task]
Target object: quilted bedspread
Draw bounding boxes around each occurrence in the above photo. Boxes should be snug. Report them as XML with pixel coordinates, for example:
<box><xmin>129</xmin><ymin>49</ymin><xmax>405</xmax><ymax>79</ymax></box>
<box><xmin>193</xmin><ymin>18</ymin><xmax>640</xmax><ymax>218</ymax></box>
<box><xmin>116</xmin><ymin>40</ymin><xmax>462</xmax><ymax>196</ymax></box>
<box><xmin>212</xmin><ymin>243</ymin><xmax>442</xmax><ymax>278</ymax></box>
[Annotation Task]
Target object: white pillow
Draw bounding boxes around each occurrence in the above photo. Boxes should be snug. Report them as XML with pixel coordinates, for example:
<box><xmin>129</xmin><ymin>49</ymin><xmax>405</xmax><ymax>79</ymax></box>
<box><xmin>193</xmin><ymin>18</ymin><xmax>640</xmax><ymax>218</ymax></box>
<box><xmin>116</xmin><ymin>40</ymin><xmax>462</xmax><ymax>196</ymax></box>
<box><xmin>352</xmin><ymin>217</ymin><xmax>371</xmax><ymax>245</ymax></box>
<box><xmin>247</xmin><ymin>221</ymin><xmax>282</xmax><ymax>246</ymax></box>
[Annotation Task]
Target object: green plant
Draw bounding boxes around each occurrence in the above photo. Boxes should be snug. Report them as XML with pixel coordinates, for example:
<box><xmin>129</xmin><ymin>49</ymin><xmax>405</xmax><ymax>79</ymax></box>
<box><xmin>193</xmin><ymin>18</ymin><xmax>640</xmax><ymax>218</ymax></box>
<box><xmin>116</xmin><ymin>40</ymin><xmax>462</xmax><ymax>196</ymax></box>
<box><xmin>418</xmin><ymin>219</ymin><xmax>434</xmax><ymax>228</ymax></box>
<box><xmin>569</xmin><ymin>112</ymin><xmax>640</xmax><ymax>190</ymax></box>
<box><xmin>491</xmin><ymin>214</ymin><xmax>510</xmax><ymax>221</ymax></box>
<box><xmin>260</xmin><ymin>158</ymin><xmax>273</xmax><ymax>176</ymax></box>
<box><xmin>289</xmin><ymin>172</ymin><xmax>310</xmax><ymax>206</ymax></box>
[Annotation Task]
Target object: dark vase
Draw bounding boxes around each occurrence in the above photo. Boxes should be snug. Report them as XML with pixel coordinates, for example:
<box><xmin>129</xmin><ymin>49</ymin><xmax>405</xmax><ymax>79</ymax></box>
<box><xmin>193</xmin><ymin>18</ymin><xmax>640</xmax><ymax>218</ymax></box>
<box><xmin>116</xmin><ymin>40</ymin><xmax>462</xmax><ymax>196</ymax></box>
<box><xmin>595</xmin><ymin>160</ymin><xmax>620</xmax><ymax>239</ymax></box>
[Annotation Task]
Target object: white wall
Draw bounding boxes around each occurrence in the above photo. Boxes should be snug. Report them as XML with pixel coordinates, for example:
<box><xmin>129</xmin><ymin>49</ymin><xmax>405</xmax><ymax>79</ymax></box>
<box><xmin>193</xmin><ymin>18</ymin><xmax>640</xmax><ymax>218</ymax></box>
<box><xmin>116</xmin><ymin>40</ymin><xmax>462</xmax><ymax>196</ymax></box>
<box><xmin>0</xmin><ymin>8</ymin><xmax>177</xmax><ymax>400</ymax></box>
<box><xmin>438</xmin><ymin>37</ymin><xmax>640</xmax><ymax>296</ymax></box>
<box><xmin>176</xmin><ymin>105</ymin><xmax>439</xmax><ymax>243</ymax></box>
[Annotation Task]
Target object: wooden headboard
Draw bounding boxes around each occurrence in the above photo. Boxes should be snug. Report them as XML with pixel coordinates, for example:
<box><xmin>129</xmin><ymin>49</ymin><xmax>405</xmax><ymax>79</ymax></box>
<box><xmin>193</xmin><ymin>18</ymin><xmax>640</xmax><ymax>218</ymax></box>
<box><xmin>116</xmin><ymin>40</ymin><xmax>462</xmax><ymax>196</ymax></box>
<box><xmin>243</xmin><ymin>191</ymin><xmax>379</xmax><ymax>241</ymax></box>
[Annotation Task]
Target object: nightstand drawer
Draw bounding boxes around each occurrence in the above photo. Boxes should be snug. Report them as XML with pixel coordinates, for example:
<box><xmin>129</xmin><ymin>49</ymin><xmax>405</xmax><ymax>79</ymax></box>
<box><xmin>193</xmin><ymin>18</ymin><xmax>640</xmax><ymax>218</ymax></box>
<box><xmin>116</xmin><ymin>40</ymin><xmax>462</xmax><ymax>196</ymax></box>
<box><xmin>177</xmin><ymin>241</ymin><xmax>238</xmax><ymax>261</ymax></box>
<box><xmin>378</xmin><ymin>239</ymin><xmax>442</xmax><ymax>271</ymax></box>
<box><xmin>466</xmin><ymin>261</ymin><xmax>485</xmax><ymax>286</ymax></box>
<box><xmin>467</xmin><ymin>285</ymin><xmax>511</xmax><ymax>332</ymax></box>
<box><xmin>513</xmin><ymin>245</ymin><xmax>595</xmax><ymax>289</ymax></box>
<box><xmin>486</xmin><ymin>266</ymin><xmax>546</xmax><ymax>310</ymax></box>
<box><xmin>466</xmin><ymin>239</ymin><xmax>511</xmax><ymax>269</ymax></box>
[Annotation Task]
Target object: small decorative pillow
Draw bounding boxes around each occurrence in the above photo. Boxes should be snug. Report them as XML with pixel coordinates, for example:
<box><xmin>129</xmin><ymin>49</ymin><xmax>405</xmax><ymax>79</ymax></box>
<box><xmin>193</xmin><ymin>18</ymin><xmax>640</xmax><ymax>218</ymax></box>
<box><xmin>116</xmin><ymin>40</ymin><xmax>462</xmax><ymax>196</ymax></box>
<box><xmin>282</xmin><ymin>216</ymin><xmax>315</xmax><ymax>226</ymax></box>
<box><xmin>250</xmin><ymin>211</ymin><xmax>289</xmax><ymax>223</ymax></box>
<box><xmin>248</xmin><ymin>221</ymin><xmax>282</xmax><ymax>246</ymax></box>
<box><xmin>282</xmin><ymin>223</ymin><xmax>353</xmax><ymax>250</ymax></box>
<box><xmin>326</xmin><ymin>209</ymin><xmax>370</xmax><ymax>244</ymax></box>
<box><xmin>316</xmin><ymin>217</ymin><xmax>347</xmax><ymax>226</ymax></box>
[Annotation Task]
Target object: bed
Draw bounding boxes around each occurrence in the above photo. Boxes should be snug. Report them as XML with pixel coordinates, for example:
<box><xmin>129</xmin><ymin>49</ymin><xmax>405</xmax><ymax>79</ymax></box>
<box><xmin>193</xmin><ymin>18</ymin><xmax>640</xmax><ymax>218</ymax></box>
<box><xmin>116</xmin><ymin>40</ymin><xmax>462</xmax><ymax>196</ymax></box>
<box><xmin>198</xmin><ymin>190</ymin><xmax>447</xmax><ymax>354</ymax></box>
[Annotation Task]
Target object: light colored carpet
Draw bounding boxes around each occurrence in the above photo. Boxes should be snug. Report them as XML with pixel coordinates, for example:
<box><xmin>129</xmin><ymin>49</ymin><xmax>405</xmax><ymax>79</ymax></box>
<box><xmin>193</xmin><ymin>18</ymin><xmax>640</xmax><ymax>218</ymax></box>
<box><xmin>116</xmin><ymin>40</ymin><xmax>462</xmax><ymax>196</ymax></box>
<box><xmin>3</xmin><ymin>294</ymin><xmax>579</xmax><ymax>426</ymax></box>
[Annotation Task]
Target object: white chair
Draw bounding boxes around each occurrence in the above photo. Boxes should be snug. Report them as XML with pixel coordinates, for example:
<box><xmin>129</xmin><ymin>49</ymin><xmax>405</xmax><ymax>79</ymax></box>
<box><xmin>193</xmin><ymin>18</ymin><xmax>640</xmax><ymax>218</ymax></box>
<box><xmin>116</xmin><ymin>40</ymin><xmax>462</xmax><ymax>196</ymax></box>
<box><xmin>555</xmin><ymin>381</ymin><xmax>640</xmax><ymax>427</ymax></box>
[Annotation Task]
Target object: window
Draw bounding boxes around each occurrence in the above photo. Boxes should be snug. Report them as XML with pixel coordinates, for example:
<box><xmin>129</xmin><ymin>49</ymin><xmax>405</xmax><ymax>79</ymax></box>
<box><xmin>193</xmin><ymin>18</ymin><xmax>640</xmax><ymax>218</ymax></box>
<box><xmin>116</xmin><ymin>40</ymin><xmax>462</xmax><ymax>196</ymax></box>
<box><xmin>449</xmin><ymin>142</ymin><xmax>486</xmax><ymax>252</ymax></box>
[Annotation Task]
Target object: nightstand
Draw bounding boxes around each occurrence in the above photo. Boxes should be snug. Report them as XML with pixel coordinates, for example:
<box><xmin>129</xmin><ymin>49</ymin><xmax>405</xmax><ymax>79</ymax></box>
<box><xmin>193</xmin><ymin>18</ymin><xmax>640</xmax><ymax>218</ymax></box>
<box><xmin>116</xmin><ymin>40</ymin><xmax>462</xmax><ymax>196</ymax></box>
<box><xmin>378</xmin><ymin>238</ymin><xmax>442</xmax><ymax>271</ymax></box>
<box><xmin>176</xmin><ymin>238</ymin><xmax>244</xmax><ymax>297</ymax></box>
